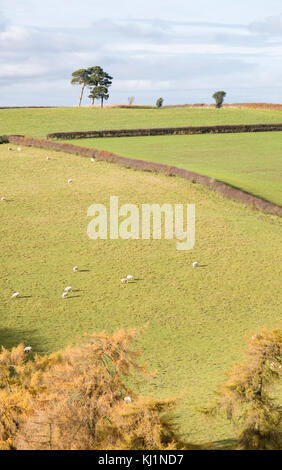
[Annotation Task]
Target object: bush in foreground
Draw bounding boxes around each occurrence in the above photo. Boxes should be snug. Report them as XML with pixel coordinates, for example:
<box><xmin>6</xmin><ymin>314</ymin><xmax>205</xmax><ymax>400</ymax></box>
<box><xmin>0</xmin><ymin>328</ymin><xmax>199</xmax><ymax>450</ymax></box>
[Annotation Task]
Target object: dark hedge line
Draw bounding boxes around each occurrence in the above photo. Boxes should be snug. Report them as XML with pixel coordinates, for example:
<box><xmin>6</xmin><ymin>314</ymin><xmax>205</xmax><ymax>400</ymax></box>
<box><xmin>4</xmin><ymin>134</ymin><xmax>282</xmax><ymax>218</ymax></box>
<box><xmin>0</xmin><ymin>136</ymin><xmax>9</xmax><ymax>144</ymax></box>
<box><xmin>46</xmin><ymin>122</ymin><xmax>282</xmax><ymax>140</ymax></box>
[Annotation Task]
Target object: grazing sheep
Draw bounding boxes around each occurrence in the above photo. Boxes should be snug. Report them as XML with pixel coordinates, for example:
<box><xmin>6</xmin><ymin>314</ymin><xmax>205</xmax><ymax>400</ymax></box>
<box><xmin>64</xmin><ymin>286</ymin><xmax>72</xmax><ymax>292</ymax></box>
<box><xmin>11</xmin><ymin>292</ymin><xmax>20</xmax><ymax>298</ymax></box>
<box><xmin>8</xmin><ymin>147</ymin><xmax>13</xmax><ymax>151</ymax></box>
<box><xmin>90</xmin><ymin>157</ymin><xmax>95</xmax><ymax>162</ymax></box>
<box><xmin>126</xmin><ymin>275</ymin><xmax>134</xmax><ymax>281</ymax></box>
<box><xmin>24</xmin><ymin>346</ymin><xmax>32</xmax><ymax>353</ymax></box>
<box><xmin>192</xmin><ymin>261</ymin><xmax>199</xmax><ymax>268</ymax></box>
<box><xmin>68</xmin><ymin>179</ymin><xmax>73</xmax><ymax>184</ymax></box>
<box><xmin>121</xmin><ymin>278</ymin><xmax>128</xmax><ymax>284</ymax></box>
<box><xmin>62</xmin><ymin>292</ymin><xmax>68</xmax><ymax>299</ymax></box>
<box><xmin>1</xmin><ymin>197</ymin><xmax>7</xmax><ymax>202</ymax></box>
<box><xmin>124</xmin><ymin>396</ymin><xmax>132</xmax><ymax>403</ymax></box>
<box><xmin>46</xmin><ymin>156</ymin><xmax>51</xmax><ymax>160</ymax></box>
<box><xmin>17</xmin><ymin>147</ymin><xmax>21</xmax><ymax>152</ymax></box>
<box><xmin>73</xmin><ymin>266</ymin><xmax>79</xmax><ymax>272</ymax></box>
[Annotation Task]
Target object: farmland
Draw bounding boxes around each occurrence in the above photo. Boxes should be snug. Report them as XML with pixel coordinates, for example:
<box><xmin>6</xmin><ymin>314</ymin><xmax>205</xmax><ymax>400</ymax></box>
<box><xmin>0</xmin><ymin>141</ymin><xmax>281</xmax><ymax>446</ymax></box>
<box><xmin>1</xmin><ymin>106</ymin><xmax>282</xmax><ymax>138</ymax></box>
<box><xmin>67</xmin><ymin>132</ymin><xmax>282</xmax><ymax>206</ymax></box>
<box><xmin>2</xmin><ymin>107</ymin><xmax>282</xmax><ymax>206</ymax></box>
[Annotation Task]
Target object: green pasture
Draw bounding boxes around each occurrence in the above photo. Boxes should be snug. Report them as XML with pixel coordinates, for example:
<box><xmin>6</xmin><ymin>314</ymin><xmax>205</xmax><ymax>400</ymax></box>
<box><xmin>1</xmin><ymin>106</ymin><xmax>282</xmax><ymax>138</ymax></box>
<box><xmin>0</xmin><ymin>144</ymin><xmax>281</xmax><ymax>446</ymax></box>
<box><xmin>66</xmin><ymin>132</ymin><xmax>282</xmax><ymax>206</ymax></box>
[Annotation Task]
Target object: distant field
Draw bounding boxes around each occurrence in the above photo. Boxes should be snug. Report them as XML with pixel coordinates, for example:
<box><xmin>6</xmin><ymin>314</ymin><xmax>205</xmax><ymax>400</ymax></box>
<box><xmin>65</xmin><ymin>132</ymin><xmax>282</xmax><ymax>206</ymax></box>
<box><xmin>0</xmin><ymin>143</ymin><xmax>281</xmax><ymax>446</ymax></box>
<box><xmin>2</xmin><ymin>106</ymin><xmax>282</xmax><ymax>138</ymax></box>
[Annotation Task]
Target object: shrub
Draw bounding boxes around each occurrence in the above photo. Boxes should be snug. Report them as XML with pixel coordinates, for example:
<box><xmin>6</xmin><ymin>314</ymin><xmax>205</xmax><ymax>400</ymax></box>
<box><xmin>0</xmin><ymin>136</ymin><xmax>9</xmax><ymax>144</ymax></box>
<box><xmin>0</xmin><ymin>328</ymin><xmax>199</xmax><ymax>450</ymax></box>
<box><xmin>202</xmin><ymin>326</ymin><xmax>282</xmax><ymax>450</ymax></box>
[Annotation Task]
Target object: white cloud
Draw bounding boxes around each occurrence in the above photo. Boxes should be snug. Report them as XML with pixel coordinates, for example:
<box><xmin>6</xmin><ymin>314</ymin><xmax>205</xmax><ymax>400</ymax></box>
<box><xmin>3</xmin><ymin>0</ymin><xmax>282</xmax><ymax>28</ymax></box>
<box><xmin>250</xmin><ymin>14</ymin><xmax>282</xmax><ymax>35</ymax></box>
<box><xmin>113</xmin><ymin>80</ymin><xmax>172</xmax><ymax>91</ymax></box>
<box><xmin>0</xmin><ymin>12</ymin><xmax>282</xmax><ymax>105</ymax></box>
<box><xmin>0</xmin><ymin>25</ymin><xmax>28</xmax><ymax>42</ymax></box>
<box><xmin>0</xmin><ymin>63</ymin><xmax>50</xmax><ymax>78</ymax></box>
<box><xmin>112</xmin><ymin>42</ymin><xmax>282</xmax><ymax>56</ymax></box>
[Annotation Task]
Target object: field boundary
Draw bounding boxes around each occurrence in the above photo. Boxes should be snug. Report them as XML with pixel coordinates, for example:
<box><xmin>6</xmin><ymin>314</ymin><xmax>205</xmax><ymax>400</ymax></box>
<box><xmin>4</xmin><ymin>134</ymin><xmax>282</xmax><ymax>217</ymax></box>
<box><xmin>46</xmin><ymin>122</ymin><xmax>282</xmax><ymax>140</ymax></box>
<box><xmin>1</xmin><ymin>103</ymin><xmax>282</xmax><ymax>111</ymax></box>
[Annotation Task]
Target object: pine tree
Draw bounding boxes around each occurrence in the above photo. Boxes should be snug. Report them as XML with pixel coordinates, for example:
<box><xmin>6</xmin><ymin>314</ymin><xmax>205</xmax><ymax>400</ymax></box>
<box><xmin>71</xmin><ymin>69</ymin><xmax>90</xmax><ymax>106</ymax></box>
<box><xmin>202</xmin><ymin>327</ymin><xmax>282</xmax><ymax>450</ymax></box>
<box><xmin>0</xmin><ymin>328</ymin><xmax>200</xmax><ymax>450</ymax></box>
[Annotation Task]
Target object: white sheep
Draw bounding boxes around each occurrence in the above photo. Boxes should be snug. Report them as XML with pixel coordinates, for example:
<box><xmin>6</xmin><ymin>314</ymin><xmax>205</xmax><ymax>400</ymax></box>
<box><xmin>62</xmin><ymin>292</ymin><xmax>68</xmax><ymax>299</ymax></box>
<box><xmin>121</xmin><ymin>278</ymin><xmax>128</xmax><ymax>284</ymax></box>
<box><xmin>90</xmin><ymin>157</ymin><xmax>95</xmax><ymax>162</ymax></box>
<box><xmin>73</xmin><ymin>266</ymin><xmax>79</xmax><ymax>272</ymax></box>
<box><xmin>1</xmin><ymin>197</ymin><xmax>7</xmax><ymax>202</ymax></box>
<box><xmin>17</xmin><ymin>147</ymin><xmax>21</xmax><ymax>152</ymax></box>
<box><xmin>11</xmin><ymin>292</ymin><xmax>20</xmax><ymax>298</ymax></box>
<box><xmin>46</xmin><ymin>156</ymin><xmax>51</xmax><ymax>160</ymax></box>
<box><xmin>124</xmin><ymin>396</ymin><xmax>132</xmax><ymax>403</ymax></box>
<box><xmin>64</xmin><ymin>286</ymin><xmax>72</xmax><ymax>292</ymax></box>
<box><xmin>67</xmin><ymin>179</ymin><xmax>73</xmax><ymax>184</ymax></box>
<box><xmin>192</xmin><ymin>261</ymin><xmax>199</xmax><ymax>268</ymax></box>
<box><xmin>126</xmin><ymin>275</ymin><xmax>134</xmax><ymax>281</ymax></box>
<box><xmin>24</xmin><ymin>346</ymin><xmax>32</xmax><ymax>353</ymax></box>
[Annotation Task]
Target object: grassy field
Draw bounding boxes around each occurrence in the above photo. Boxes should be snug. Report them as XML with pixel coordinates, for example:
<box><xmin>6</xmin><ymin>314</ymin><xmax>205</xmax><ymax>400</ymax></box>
<box><xmin>2</xmin><ymin>106</ymin><xmax>281</xmax><ymax>206</ymax></box>
<box><xmin>65</xmin><ymin>132</ymin><xmax>282</xmax><ymax>206</ymax></box>
<box><xmin>0</xmin><ymin>143</ymin><xmax>281</xmax><ymax>446</ymax></box>
<box><xmin>1</xmin><ymin>106</ymin><xmax>282</xmax><ymax>138</ymax></box>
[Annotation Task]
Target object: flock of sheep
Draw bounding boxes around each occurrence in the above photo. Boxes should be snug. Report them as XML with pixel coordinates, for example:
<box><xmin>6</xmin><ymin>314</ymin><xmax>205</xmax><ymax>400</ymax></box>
<box><xmin>9</xmin><ymin>270</ymin><xmax>137</xmax><ymax>301</ymax></box>
<box><xmin>2</xmin><ymin>144</ymin><xmax>199</xmax><ymax>368</ymax></box>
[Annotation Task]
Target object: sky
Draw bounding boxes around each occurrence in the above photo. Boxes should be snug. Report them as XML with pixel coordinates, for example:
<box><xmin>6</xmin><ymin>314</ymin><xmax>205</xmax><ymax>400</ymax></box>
<box><xmin>1</xmin><ymin>1</ymin><xmax>282</xmax><ymax>106</ymax></box>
